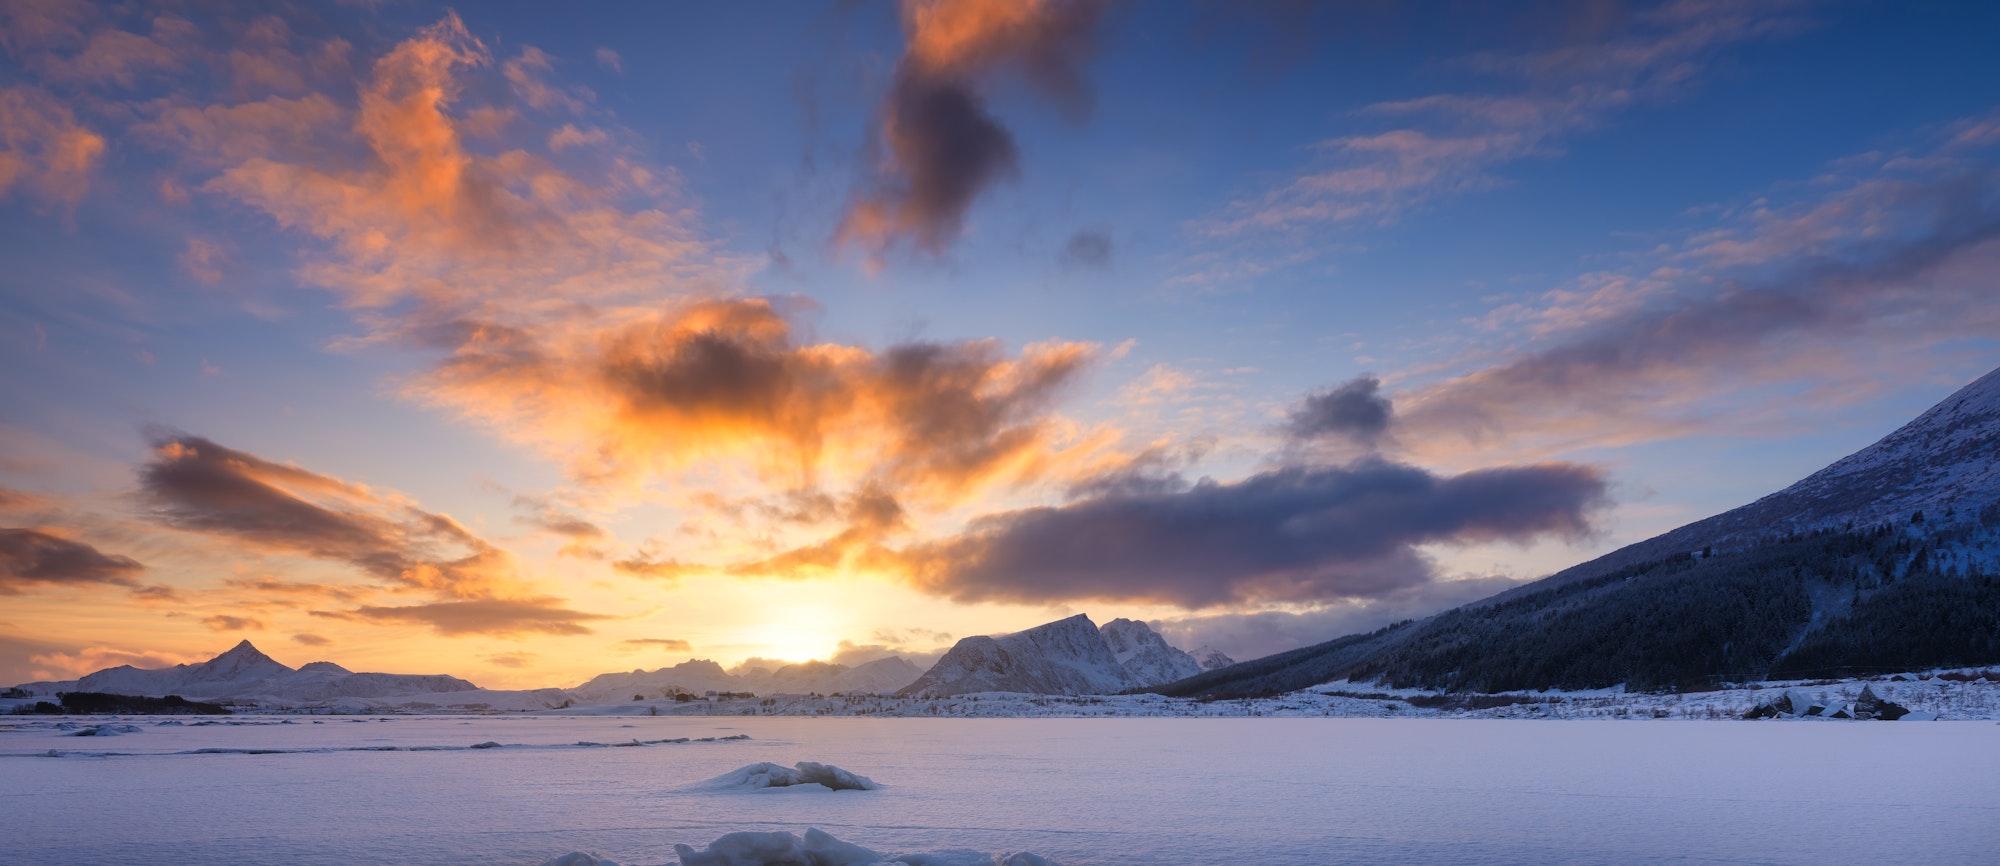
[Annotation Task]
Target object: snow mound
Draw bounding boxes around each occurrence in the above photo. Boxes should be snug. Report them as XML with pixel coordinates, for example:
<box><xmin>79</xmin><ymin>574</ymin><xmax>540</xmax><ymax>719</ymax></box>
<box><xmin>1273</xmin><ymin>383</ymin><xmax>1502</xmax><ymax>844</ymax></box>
<box><xmin>67</xmin><ymin>723</ymin><xmax>140</xmax><ymax>737</ymax></box>
<box><xmin>697</xmin><ymin>762</ymin><xmax>878</xmax><ymax>791</ymax></box>
<box><xmin>672</xmin><ymin>828</ymin><xmax>1056</xmax><ymax>866</ymax></box>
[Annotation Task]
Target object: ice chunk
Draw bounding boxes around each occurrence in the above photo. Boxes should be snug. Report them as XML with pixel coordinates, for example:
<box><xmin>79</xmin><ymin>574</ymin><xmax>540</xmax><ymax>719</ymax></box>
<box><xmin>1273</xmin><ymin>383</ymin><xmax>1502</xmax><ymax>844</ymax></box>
<box><xmin>673</xmin><ymin>829</ymin><xmax>876</xmax><ymax>866</ymax></box>
<box><xmin>538</xmin><ymin>853</ymin><xmax>620</xmax><ymax>866</ymax></box>
<box><xmin>67</xmin><ymin>723</ymin><xmax>141</xmax><ymax>737</ymax></box>
<box><xmin>670</xmin><ymin>829</ymin><xmax>1059</xmax><ymax>866</ymax></box>
<box><xmin>696</xmin><ymin>761</ymin><xmax>879</xmax><ymax>791</ymax></box>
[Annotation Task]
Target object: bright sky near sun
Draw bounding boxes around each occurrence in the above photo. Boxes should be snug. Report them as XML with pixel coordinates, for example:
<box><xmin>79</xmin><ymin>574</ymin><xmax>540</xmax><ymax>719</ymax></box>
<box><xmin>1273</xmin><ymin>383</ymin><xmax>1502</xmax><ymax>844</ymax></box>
<box><xmin>2</xmin><ymin>0</ymin><xmax>1998</xmax><ymax>689</ymax></box>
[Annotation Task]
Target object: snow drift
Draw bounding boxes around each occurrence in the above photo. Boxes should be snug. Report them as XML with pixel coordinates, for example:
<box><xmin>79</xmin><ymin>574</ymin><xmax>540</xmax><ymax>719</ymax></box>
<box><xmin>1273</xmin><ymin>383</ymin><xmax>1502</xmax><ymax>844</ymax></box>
<box><xmin>696</xmin><ymin>762</ymin><xmax>879</xmax><ymax>791</ymax></box>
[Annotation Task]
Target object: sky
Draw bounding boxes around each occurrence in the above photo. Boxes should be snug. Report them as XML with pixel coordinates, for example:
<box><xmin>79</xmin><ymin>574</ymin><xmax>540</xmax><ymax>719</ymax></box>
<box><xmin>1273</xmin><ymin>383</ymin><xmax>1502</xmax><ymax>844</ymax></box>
<box><xmin>2</xmin><ymin>0</ymin><xmax>1998</xmax><ymax>689</ymax></box>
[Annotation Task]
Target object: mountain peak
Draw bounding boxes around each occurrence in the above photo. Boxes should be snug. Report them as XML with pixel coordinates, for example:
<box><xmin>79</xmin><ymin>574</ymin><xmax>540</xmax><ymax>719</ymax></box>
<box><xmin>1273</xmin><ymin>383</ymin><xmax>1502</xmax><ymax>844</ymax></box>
<box><xmin>900</xmin><ymin>613</ymin><xmax>1141</xmax><ymax>698</ymax></box>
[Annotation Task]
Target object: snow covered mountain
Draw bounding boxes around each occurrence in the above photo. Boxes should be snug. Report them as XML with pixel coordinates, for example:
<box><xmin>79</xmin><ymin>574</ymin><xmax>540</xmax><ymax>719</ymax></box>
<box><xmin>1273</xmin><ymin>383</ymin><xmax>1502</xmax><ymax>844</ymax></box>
<box><xmin>571</xmin><ymin>659</ymin><xmax>742</xmax><ymax>702</ymax></box>
<box><xmin>900</xmin><ymin>614</ymin><xmax>1138</xmax><ymax>698</ymax></box>
<box><xmin>570</xmin><ymin>655</ymin><xmax>925</xmax><ymax>702</ymax></box>
<box><xmin>17</xmin><ymin>640</ymin><xmax>481</xmax><ymax>702</ymax></box>
<box><xmin>1154</xmin><ymin>364</ymin><xmax>2000</xmax><ymax>698</ymax></box>
<box><xmin>1532</xmin><ymin>364</ymin><xmax>2000</xmax><ymax>591</ymax></box>
<box><xmin>1189</xmin><ymin>645</ymin><xmax>1236</xmax><ymax>671</ymax></box>
<box><xmin>1099</xmin><ymin>618</ymin><xmax>1205</xmax><ymax>684</ymax></box>
<box><xmin>825</xmin><ymin>656</ymin><xmax>926</xmax><ymax>695</ymax></box>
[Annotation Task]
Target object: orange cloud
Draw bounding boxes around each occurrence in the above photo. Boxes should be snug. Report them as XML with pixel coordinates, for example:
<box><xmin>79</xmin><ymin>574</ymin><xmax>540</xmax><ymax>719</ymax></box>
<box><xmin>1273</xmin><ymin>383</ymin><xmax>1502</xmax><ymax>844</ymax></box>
<box><xmin>0</xmin><ymin>85</ymin><xmax>105</xmax><ymax>208</ymax></box>
<box><xmin>413</xmin><ymin>297</ymin><xmax>1103</xmax><ymax>505</ymax></box>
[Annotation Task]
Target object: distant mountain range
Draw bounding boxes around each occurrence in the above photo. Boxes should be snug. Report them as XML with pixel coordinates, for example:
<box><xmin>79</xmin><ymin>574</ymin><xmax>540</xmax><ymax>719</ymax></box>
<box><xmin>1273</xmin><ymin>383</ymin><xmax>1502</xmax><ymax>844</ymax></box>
<box><xmin>899</xmin><ymin>615</ymin><xmax>1221</xmax><ymax>697</ymax></box>
<box><xmin>569</xmin><ymin>655</ymin><xmax>926</xmax><ymax>702</ymax></box>
<box><xmin>1154</xmin><ymin>364</ymin><xmax>2000</xmax><ymax>698</ymax></box>
<box><xmin>15</xmin><ymin>640</ymin><xmax>480</xmax><ymax>702</ymax></box>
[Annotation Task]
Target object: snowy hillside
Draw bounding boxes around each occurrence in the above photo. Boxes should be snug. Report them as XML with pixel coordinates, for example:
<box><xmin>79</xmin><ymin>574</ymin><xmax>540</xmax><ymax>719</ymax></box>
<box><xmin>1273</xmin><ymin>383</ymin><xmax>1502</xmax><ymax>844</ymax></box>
<box><xmin>1535</xmin><ymin>364</ymin><xmax>2000</xmax><ymax>590</ymax></box>
<box><xmin>900</xmin><ymin>614</ymin><xmax>1138</xmax><ymax>698</ymax></box>
<box><xmin>1190</xmin><ymin>645</ymin><xmax>1236</xmax><ymax>671</ymax></box>
<box><xmin>1099</xmin><ymin>618</ymin><xmax>1204</xmax><ymax>684</ymax></box>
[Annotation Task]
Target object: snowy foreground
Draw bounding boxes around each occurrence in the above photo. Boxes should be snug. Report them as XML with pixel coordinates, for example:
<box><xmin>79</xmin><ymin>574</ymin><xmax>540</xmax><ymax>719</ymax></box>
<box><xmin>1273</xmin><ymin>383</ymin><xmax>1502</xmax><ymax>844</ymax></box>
<box><xmin>5</xmin><ymin>715</ymin><xmax>1996</xmax><ymax>865</ymax></box>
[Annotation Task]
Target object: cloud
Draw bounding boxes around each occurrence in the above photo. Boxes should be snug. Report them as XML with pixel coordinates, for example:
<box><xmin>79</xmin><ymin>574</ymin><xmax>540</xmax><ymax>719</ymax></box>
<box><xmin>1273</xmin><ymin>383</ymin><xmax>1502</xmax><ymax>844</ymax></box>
<box><xmin>1057</xmin><ymin>230</ymin><xmax>1111</xmax><ymax>270</ymax></box>
<box><xmin>1185</xmin><ymin>0</ymin><xmax>1807</xmax><ymax>286</ymax></box>
<box><xmin>901</xmin><ymin>459</ymin><xmax>1607</xmax><ymax>608</ymax></box>
<box><xmin>317</xmin><ymin>597</ymin><xmax>608</xmax><ymax>637</ymax></box>
<box><xmin>509</xmin><ymin>494</ymin><xmax>608</xmax><ymax>558</ymax></box>
<box><xmin>27</xmin><ymin>645</ymin><xmax>196</xmax><ymax>681</ymax></box>
<box><xmin>839</xmin><ymin>0</ymin><xmax>1107</xmax><ymax>256</ymax></box>
<box><xmin>594</xmin><ymin>47</ymin><xmax>622</xmax><ymax>73</ymax></box>
<box><xmin>201</xmin><ymin>614</ymin><xmax>266</xmax><ymax>632</ymax></box>
<box><xmin>415</xmin><ymin>297</ymin><xmax>1104</xmax><ymax>503</ymax></box>
<box><xmin>1394</xmin><ymin>156</ymin><xmax>2000</xmax><ymax>457</ymax></box>
<box><xmin>225</xmin><ymin>576</ymin><xmax>368</xmax><ymax>603</ymax></box>
<box><xmin>291</xmin><ymin>632</ymin><xmax>331</xmax><ymax>647</ymax></box>
<box><xmin>484</xmin><ymin>651</ymin><xmax>536</xmax><ymax>668</ymax></box>
<box><xmin>139</xmin><ymin>433</ymin><xmax>513</xmax><ymax>599</ymax></box>
<box><xmin>0</xmin><ymin>85</ymin><xmax>107</xmax><ymax>208</ymax></box>
<box><xmin>139</xmin><ymin>433</ymin><xmax>606</xmax><ymax>636</ymax></box>
<box><xmin>0</xmin><ymin>527</ymin><xmax>144</xmax><ymax>594</ymax></box>
<box><xmin>618</xmin><ymin>637</ymin><xmax>692</xmax><ymax>652</ymax></box>
<box><xmin>1285</xmin><ymin>375</ymin><xmax>1392</xmax><ymax>446</ymax></box>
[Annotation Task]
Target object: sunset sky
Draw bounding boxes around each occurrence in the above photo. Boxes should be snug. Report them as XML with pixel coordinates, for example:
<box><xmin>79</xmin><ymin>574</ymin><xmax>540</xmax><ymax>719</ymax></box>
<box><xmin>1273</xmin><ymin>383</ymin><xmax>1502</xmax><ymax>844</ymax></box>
<box><xmin>3</xmin><ymin>0</ymin><xmax>1997</xmax><ymax>689</ymax></box>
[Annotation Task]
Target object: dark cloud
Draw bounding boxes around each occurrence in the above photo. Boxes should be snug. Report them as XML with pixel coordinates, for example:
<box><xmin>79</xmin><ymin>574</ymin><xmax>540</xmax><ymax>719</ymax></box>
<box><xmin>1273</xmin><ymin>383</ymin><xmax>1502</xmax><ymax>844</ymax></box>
<box><xmin>0</xmin><ymin>527</ymin><xmax>144</xmax><ymax>594</ymax></box>
<box><xmin>839</xmin><ymin>0</ymin><xmax>1107</xmax><ymax>255</ymax></box>
<box><xmin>904</xmin><ymin>459</ymin><xmax>1606</xmax><ymax>608</ymax></box>
<box><xmin>139</xmin><ymin>433</ymin><xmax>515</xmax><ymax>599</ymax></box>
<box><xmin>142</xmin><ymin>434</ymin><xmax>606</xmax><ymax>637</ymax></box>
<box><xmin>619</xmin><ymin>637</ymin><xmax>692</xmax><ymax>652</ymax></box>
<box><xmin>201</xmin><ymin>614</ymin><xmax>266</xmax><ymax>632</ymax></box>
<box><xmin>1058</xmin><ymin>230</ymin><xmax>1112</xmax><ymax>270</ymax></box>
<box><xmin>317</xmin><ymin>597</ymin><xmax>608</xmax><ymax>637</ymax></box>
<box><xmin>291</xmin><ymin>632</ymin><xmax>332</xmax><ymax>647</ymax></box>
<box><xmin>1286</xmin><ymin>375</ymin><xmax>1392</xmax><ymax>445</ymax></box>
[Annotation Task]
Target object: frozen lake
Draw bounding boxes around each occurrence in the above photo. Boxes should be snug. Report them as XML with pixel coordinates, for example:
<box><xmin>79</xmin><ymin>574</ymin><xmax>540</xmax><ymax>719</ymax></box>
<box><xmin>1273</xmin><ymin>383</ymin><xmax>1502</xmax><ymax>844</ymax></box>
<box><xmin>4</xmin><ymin>716</ymin><xmax>1995</xmax><ymax>865</ymax></box>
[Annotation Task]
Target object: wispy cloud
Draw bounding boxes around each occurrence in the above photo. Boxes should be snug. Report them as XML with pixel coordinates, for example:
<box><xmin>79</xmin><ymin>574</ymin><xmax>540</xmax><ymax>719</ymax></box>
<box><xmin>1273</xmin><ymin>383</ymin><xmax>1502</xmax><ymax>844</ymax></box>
<box><xmin>1387</xmin><ymin>119</ymin><xmax>2000</xmax><ymax>461</ymax></box>
<box><xmin>1182</xmin><ymin>0</ymin><xmax>1809</xmax><ymax>287</ymax></box>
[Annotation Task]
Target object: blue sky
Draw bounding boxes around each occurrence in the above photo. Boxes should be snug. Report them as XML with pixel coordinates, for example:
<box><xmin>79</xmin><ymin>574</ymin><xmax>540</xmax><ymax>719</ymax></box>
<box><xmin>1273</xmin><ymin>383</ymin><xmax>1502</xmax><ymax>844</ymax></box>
<box><xmin>2</xmin><ymin>0</ymin><xmax>1997</xmax><ymax>686</ymax></box>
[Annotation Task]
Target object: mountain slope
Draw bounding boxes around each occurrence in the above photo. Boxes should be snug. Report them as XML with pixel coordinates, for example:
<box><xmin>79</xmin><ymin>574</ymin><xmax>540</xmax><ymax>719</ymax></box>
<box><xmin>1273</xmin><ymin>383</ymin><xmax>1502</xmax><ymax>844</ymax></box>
<box><xmin>1153</xmin><ymin>365</ymin><xmax>2000</xmax><ymax>698</ymax></box>
<box><xmin>1099</xmin><ymin>618</ymin><xmax>1204</xmax><ymax>684</ymax></box>
<box><xmin>900</xmin><ymin>614</ymin><xmax>1141</xmax><ymax>698</ymax></box>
